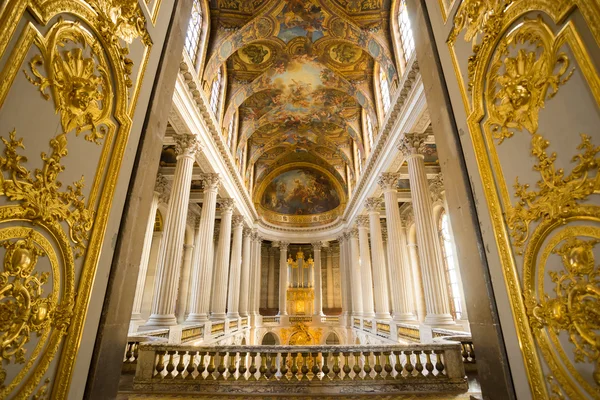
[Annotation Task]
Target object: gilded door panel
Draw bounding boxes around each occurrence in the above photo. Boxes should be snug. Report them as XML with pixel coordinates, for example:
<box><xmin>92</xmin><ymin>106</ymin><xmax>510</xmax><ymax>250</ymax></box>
<box><xmin>445</xmin><ymin>1</ymin><xmax>600</xmax><ymax>398</ymax></box>
<box><xmin>0</xmin><ymin>0</ymin><xmax>156</xmax><ymax>398</ymax></box>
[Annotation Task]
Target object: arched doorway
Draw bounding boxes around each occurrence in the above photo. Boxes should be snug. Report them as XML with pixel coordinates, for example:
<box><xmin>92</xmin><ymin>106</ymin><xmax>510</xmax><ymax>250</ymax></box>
<box><xmin>261</xmin><ymin>332</ymin><xmax>279</xmax><ymax>345</ymax></box>
<box><xmin>325</xmin><ymin>332</ymin><xmax>341</xmax><ymax>345</ymax></box>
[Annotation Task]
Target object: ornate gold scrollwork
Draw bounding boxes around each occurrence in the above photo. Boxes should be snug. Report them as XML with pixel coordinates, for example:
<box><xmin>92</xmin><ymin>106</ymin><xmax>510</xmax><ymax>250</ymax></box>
<box><xmin>488</xmin><ymin>19</ymin><xmax>574</xmax><ymax>144</ymax></box>
<box><xmin>24</xmin><ymin>20</ymin><xmax>113</xmax><ymax>144</ymax></box>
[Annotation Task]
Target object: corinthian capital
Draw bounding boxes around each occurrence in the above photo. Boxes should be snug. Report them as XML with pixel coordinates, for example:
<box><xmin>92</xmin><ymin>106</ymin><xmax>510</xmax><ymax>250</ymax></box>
<box><xmin>201</xmin><ymin>173</ymin><xmax>221</xmax><ymax>192</ymax></box>
<box><xmin>174</xmin><ymin>134</ymin><xmax>201</xmax><ymax>157</ymax></box>
<box><xmin>377</xmin><ymin>172</ymin><xmax>400</xmax><ymax>191</ymax></box>
<box><xmin>364</xmin><ymin>197</ymin><xmax>382</xmax><ymax>212</ymax></box>
<box><xmin>232</xmin><ymin>215</ymin><xmax>245</xmax><ymax>228</ymax></box>
<box><xmin>219</xmin><ymin>198</ymin><xmax>235</xmax><ymax>212</ymax></box>
<box><xmin>356</xmin><ymin>215</ymin><xmax>370</xmax><ymax>228</ymax></box>
<box><xmin>243</xmin><ymin>227</ymin><xmax>252</xmax><ymax>237</ymax></box>
<box><xmin>312</xmin><ymin>241</ymin><xmax>323</xmax><ymax>251</ymax></box>
<box><xmin>349</xmin><ymin>228</ymin><xmax>359</xmax><ymax>238</ymax></box>
<box><xmin>279</xmin><ymin>241</ymin><xmax>290</xmax><ymax>250</ymax></box>
<box><xmin>398</xmin><ymin>132</ymin><xmax>428</xmax><ymax>158</ymax></box>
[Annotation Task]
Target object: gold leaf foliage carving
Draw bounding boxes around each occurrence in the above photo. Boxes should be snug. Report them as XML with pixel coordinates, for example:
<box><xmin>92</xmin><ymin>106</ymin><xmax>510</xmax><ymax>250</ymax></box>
<box><xmin>447</xmin><ymin>0</ymin><xmax>512</xmax><ymax>89</ymax></box>
<box><xmin>528</xmin><ymin>236</ymin><xmax>600</xmax><ymax>385</ymax></box>
<box><xmin>488</xmin><ymin>21</ymin><xmax>574</xmax><ymax>143</ymax></box>
<box><xmin>0</xmin><ymin>234</ymin><xmax>53</xmax><ymax>387</ymax></box>
<box><xmin>507</xmin><ymin>133</ymin><xmax>600</xmax><ymax>254</ymax></box>
<box><xmin>24</xmin><ymin>21</ymin><xmax>112</xmax><ymax>143</ymax></box>
<box><xmin>87</xmin><ymin>0</ymin><xmax>152</xmax><ymax>45</ymax></box>
<box><xmin>0</xmin><ymin>130</ymin><xmax>95</xmax><ymax>258</ymax></box>
<box><xmin>86</xmin><ymin>0</ymin><xmax>152</xmax><ymax>87</ymax></box>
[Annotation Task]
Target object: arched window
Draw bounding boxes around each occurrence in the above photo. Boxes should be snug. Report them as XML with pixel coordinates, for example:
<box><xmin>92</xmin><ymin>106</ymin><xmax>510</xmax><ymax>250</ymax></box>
<box><xmin>379</xmin><ymin>65</ymin><xmax>391</xmax><ymax>114</ymax></box>
<box><xmin>398</xmin><ymin>0</ymin><xmax>415</xmax><ymax>62</ymax></box>
<box><xmin>438</xmin><ymin>210</ymin><xmax>462</xmax><ymax>320</ymax></box>
<box><xmin>210</xmin><ymin>67</ymin><xmax>222</xmax><ymax>115</ymax></box>
<box><xmin>366</xmin><ymin>113</ymin><xmax>374</xmax><ymax>148</ymax></box>
<box><xmin>184</xmin><ymin>0</ymin><xmax>203</xmax><ymax>64</ymax></box>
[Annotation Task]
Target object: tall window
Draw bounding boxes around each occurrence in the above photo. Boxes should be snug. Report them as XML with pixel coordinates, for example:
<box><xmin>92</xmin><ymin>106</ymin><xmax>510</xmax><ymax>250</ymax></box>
<box><xmin>210</xmin><ymin>67</ymin><xmax>222</xmax><ymax>115</ymax></box>
<box><xmin>379</xmin><ymin>65</ymin><xmax>391</xmax><ymax>113</ymax></box>
<box><xmin>184</xmin><ymin>0</ymin><xmax>203</xmax><ymax>64</ymax></box>
<box><xmin>366</xmin><ymin>113</ymin><xmax>374</xmax><ymax>147</ymax></box>
<box><xmin>398</xmin><ymin>0</ymin><xmax>415</xmax><ymax>62</ymax></box>
<box><xmin>439</xmin><ymin>211</ymin><xmax>462</xmax><ymax>320</ymax></box>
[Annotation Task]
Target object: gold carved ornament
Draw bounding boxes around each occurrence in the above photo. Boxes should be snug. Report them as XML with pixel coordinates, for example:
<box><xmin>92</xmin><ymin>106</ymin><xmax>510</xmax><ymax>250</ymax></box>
<box><xmin>449</xmin><ymin>1</ymin><xmax>600</xmax><ymax>397</ymax></box>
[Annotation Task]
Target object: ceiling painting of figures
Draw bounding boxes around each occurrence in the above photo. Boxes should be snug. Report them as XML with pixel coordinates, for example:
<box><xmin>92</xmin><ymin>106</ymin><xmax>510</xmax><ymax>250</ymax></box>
<box><xmin>207</xmin><ymin>0</ymin><xmax>396</xmax><ymax>226</ymax></box>
<box><xmin>260</xmin><ymin>168</ymin><xmax>341</xmax><ymax>215</ymax></box>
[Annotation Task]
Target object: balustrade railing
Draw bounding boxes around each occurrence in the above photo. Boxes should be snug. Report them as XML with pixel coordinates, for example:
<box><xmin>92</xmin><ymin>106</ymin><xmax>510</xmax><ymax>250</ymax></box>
<box><xmin>133</xmin><ymin>343</ymin><xmax>467</xmax><ymax>394</ymax></box>
<box><xmin>262</xmin><ymin>316</ymin><xmax>280</xmax><ymax>324</ymax></box>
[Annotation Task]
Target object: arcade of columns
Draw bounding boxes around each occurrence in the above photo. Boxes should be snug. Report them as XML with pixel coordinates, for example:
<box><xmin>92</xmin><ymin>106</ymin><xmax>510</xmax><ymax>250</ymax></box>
<box><xmin>130</xmin><ymin>132</ymin><xmax>467</xmax><ymax>332</ymax></box>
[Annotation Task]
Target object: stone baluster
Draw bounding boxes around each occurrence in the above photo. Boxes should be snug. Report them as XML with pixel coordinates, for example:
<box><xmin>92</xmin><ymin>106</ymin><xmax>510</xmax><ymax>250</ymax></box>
<box><xmin>365</xmin><ymin>198</ymin><xmax>391</xmax><ymax>320</ymax></box>
<box><xmin>312</xmin><ymin>241</ymin><xmax>324</xmax><ymax>316</ymax></box>
<box><xmin>131</xmin><ymin>174</ymin><xmax>166</xmax><ymax>321</ymax></box>
<box><xmin>378</xmin><ymin>173</ymin><xmax>416</xmax><ymax>321</ymax></box>
<box><xmin>357</xmin><ymin>216</ymin><xmax>375</xmax><ymax>318</ymax></box>
<box><xmin>398</xmin><ymin>133</ymin><xmax>454</xmax><ymax>325</ymax></box>
<box><xmin>210</xmin><ymin>198</ymin><xmax>235</xmax><ymax>319</ymax></box>
<box><xmin>278</xmin><ymin>242</ymin><xmax>289</xmax><ymax>316</ymax></box>
<box><xmin>146</xmin><ymin>134</ymin><xmax>200</xmax><ymax>327</ymax></box>
<box><xmin>186</xmin><ymin>174</ymin><xmax>221</xmax><ymax>323</ymax></box>
<box><xmin>226</xmin><ymin>215</ymin><xmax>245</xmax><ymax>318</ymax></box>
<box><xmin>348</xmin><ymin>229</ymin><xmax>363</xmax><ymax>316</ymax></box>
<box><xmin>239</xmin><ymin>228</ymin><xmax>252</xmax><ymax>316</ymax></box>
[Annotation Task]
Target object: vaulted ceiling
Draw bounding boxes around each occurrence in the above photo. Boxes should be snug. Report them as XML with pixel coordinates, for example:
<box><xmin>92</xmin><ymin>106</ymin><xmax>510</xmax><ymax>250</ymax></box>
<box><xmin>204</xmin><ymin>0</ymin><xmax>397</xmax><ymax>226</ymax></box>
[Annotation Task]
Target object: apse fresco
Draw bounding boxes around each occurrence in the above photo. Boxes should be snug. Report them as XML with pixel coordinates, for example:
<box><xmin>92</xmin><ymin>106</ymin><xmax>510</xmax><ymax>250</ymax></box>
<box><xmin>261</xmin><ymin>168</ymin><xmax>340</xmax><ymax>215</ymax></box>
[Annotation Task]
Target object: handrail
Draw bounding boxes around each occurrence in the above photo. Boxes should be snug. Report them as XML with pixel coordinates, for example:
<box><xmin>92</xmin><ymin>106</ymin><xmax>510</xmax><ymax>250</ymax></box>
<box><xmin>133</xmin><ymin>342</ymin><xmax>467</xmax><ymax>394</ymax></box>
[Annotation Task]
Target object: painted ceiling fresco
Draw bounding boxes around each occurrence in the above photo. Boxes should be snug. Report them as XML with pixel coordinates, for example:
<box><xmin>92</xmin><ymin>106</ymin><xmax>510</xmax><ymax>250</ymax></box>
<box><xmin>207</xmin><ymin>0</ymin><xmax>396</xmax><ymax>226</ymax></box>
<box><xmin>260</xmin><ymin>168</ymin><xmax>341</xmax><ymax>215</ymax></box>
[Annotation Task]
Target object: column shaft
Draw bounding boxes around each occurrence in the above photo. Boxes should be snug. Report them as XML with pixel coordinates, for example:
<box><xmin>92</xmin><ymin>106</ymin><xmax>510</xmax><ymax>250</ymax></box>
<box><xmin>312</xmin><ymin>242</ymin><xmax>324</xmax><ymax>316</ymax></box>
<box><xmin>400</xmin><ymin>133</ymin><xmax>454</xmax><ymax>325</ymax></box>
<box><xmin>146</xmin><ymin>135</ymin><xmax>199</xmax><ymax>327</ymax></box>
<box><xmin>349</xmin><ymin>230</ymin><xmax>363</xmax><ymax>315</ymax></box>
<box><xmin>326</xmin><ymin>248</ymin><xmax>334</xmax><ymax>309</ymax></box>
<box><xmin>186</xmin><ymin>174</ymin><xmax>220</xmax><ymax>323</ymax></box>
<box><xmin>379</xmin><ymin>173</ymin><xmax>416</xmax><ymax>321</ymax></box>
<box><xmin>278</xmin><ymin>242</ymin><xmax>289</xmax><ymax>316</ymax></box>
<box><xmin>226</xmin><ymin>216</ymin><xmax>244</xmax><ymax>318</ymax></box>
<box><xmin>210</xmin><ymin>199</ymin><xmax>235</xmax><ymax>319</ymax></box>
<box><xmin>176</xmin><ymin>242</ymin><xmax>194</xmax><ymax>323</ymax></box>
<box><xmin>267</xmin><ymin>246</ymin><xmax>276</xmax><ymax>309</ymax></box>
<box><xmin>357</xmin><ymin>217</ymin><xmax>375</xmax><ymax>318</ymax></box>
<box><xmin>131</xmin><ymin>190</ymin><xmax>160</xmax><ymax>320</ymax></box>
<box><xmin>239</xmin><ymin>228</ymin><xmax>252</xmax><ymax>316</ymax></box>
<box><xmin>365</xmin><ymin>198</ymin><xmax>391</xmax><ymax>319</ymax></box>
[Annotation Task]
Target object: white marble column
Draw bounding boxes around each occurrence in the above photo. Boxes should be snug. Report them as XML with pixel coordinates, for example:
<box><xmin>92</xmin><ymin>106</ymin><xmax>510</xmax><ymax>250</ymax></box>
<box><xmin>278</xmin><ymin>242</ymin><xmax>289</xmax><ymax>316</ymax></box>
<box><xmin>239</xmin><ymin>228</ymin><xmax>252</xmax><ymax>316</ymax></box>
<box><xmin>186</xmin><ymin>174</ymin><xmax>220</xmax><ymax>323</ymax></box>
<box><xmin>326</xmin><ymin>247</ymin><xmax>334</xmax><ymax>309</ymax></box>
<box><xmin>399</xmin><ymin>133</ymin><xmax>454</xmax><ymax>326</ymax></box>
<box><xmin>357</xmin><ymin>216</ymin><xmax>375</xmax><ymax>318</ymax></box>
<box><xmin>312</xmin><ymin>241</ymin><xmax>324</xmax><ymax>316</ymax></box>
<box><xmin>176</xmin><ymin>241</ymin><xmax>194</xmax><ymax>323</ymax></box>
<box><xmin>131</xmin><ymin>175</ymin><xmax>165</xmax><ymax>321</ymax></box>
<box><xmin>338</xmin><ymin>234</ymin><xmax>351</xmax><ymax>318</ymax></box>
<box><xmin>210</xmin><ymin>198</ymin><xmax>235</xmax><ymax>319</ymax></box>
<box><xmin>226</xmin><ymin>215</ymin><xmax>245</xmax><ymax>318</ymax></box>
<box><xmin>365</xmin><ymin>198</ymin><xmax>391</xmax><ymax>320</ymax></box>
<box><xmin>146</xmin><ymin>134</ymin><xmax>200</xmax><ymax>327</ymax></box>
<box><xmin>349</xmin><ymin>229</ymin><xmax>363</xmax><ymax>316</ymax></box>
<box><xmin>378</xmin><ymin>173</ymin><xmax>416</xmax><ymax>321</ymax></box>
<box><xmin>248</xmin><ymin>232</ymin><xmax>262</xmax><ymax>316</ymax></box>
<box><xmin>267</xmin><ymin>244</ymin><xmax>277</xmax><ymax>309</ymax></box>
